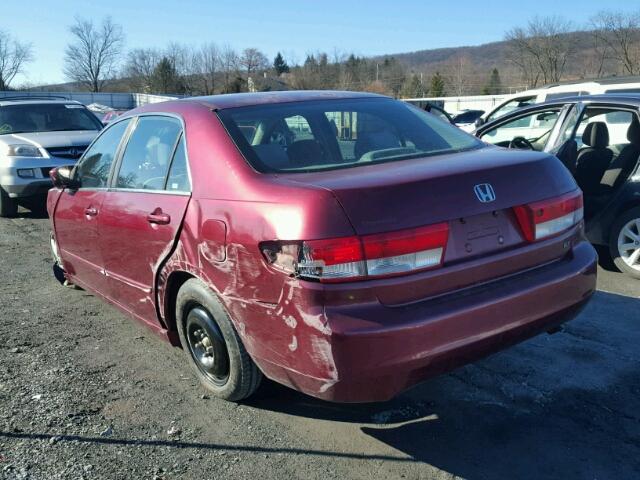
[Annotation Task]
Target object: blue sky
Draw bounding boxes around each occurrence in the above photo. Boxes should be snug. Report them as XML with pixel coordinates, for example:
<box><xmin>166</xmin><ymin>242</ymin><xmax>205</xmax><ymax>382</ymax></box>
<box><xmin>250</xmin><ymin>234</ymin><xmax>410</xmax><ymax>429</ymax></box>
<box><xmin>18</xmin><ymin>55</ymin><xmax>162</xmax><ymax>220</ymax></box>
<box><xmin>4</xmin><ymin>0</ymin><xmax>636</xmax><ymax>85</ymax></box>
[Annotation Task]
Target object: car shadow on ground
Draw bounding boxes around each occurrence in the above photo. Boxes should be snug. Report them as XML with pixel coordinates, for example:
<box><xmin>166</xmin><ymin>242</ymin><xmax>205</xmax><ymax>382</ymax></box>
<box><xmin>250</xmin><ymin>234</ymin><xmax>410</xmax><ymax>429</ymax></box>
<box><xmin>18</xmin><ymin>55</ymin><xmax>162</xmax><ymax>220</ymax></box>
<box><xmin>245</xmin><ymin>290</ymin><xmax>640</xmax><ymax>479</ymax></box>
<box><xmin>0</xmin><ymin>430</ymin><xmax>412</xmax><ymax>463</ymax></box>
<box><xmin>12</xmin><ymin>207</ymin><xmax>48</xmax><ymax>220</ymax></box>
<box><xmin>359</xmin><ymin>368</ymin><xmax>640</xmax><ymax>479</ymax></box>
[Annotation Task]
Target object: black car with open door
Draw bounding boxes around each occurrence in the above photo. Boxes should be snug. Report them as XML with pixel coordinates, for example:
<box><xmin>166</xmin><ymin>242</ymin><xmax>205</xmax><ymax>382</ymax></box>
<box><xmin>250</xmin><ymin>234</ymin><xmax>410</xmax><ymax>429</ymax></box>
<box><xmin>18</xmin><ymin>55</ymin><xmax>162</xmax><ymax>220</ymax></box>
<box><xmin>476</xmin><ymin>94</ymin><xmax>640</xmax><ymax>278</ymax></box>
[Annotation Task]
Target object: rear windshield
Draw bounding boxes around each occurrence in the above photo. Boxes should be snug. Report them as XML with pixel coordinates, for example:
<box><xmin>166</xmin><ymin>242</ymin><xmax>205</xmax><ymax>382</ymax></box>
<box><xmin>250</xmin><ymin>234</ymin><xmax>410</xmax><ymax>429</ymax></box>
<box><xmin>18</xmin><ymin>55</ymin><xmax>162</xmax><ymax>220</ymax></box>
<box><xmin>218</xmin><ymin>97</ymin><xmax>481</xmax><ymax>173</ymax></box>
<box><xmin>0</xmin><ymin>103</ymin><xmax>102</xmax><ymax>135</ymax></box>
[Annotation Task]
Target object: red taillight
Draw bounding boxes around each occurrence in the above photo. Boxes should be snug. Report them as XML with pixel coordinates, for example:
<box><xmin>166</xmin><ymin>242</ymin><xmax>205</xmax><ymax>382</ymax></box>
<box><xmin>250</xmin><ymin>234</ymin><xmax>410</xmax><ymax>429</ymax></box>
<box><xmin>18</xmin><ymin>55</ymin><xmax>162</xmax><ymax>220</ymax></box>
<box><xmin>513</xmin><ymin>190</ymin><xmax>583</xmax><ymax>242</ymax></box>
<box><xmin>261</xmin><ymin>222</ymin><xmax>450</xmax><ymax>283</ymax></box>
<box><xmin>302</xmin><ymin>236</ymin><xmax>366</xmax><ymax>283</ymax></box>
<box><xmin>305</xmin><ymin>236</ymin><xmax>363</xmax><ymax>266</ymax></box>
<box><xmin>363</xmin><ymin>223</ymin><xmax>449</xmax><ymax>278</ymax></box>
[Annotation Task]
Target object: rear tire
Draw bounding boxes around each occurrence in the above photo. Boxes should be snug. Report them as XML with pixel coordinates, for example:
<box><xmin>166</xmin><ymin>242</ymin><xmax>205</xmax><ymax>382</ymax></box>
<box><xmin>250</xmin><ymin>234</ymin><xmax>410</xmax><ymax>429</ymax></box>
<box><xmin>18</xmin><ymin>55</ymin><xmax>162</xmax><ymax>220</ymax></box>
<box><xmin>609</xmin><ymin>207</ymin><xmax>640</xmax><ymax>279</ymax></box>
<box><xmin>176</xmin><ymin>278</ymin><xmax>262</xmax><ymax>401</ymax></box>
<box><xmin>0</xmin><ymin>187</ymin><xmax>18</xmax><ymax>217</ymax></box>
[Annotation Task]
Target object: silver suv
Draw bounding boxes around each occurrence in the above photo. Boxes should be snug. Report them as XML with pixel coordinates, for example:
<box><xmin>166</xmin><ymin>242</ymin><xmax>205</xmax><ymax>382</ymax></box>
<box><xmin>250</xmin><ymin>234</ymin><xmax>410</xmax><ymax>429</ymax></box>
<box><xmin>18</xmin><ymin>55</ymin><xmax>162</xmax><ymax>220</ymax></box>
<box><xmin>0</xmin><ymin>97</ymin><xmax>103</xmax><ymax>216</ymax></box>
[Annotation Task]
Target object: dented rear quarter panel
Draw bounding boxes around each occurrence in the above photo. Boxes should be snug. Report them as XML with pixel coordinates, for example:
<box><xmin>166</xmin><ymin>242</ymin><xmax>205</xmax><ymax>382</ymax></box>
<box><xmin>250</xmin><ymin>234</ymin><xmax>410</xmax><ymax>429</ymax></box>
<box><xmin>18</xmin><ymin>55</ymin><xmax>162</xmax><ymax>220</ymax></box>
<box><xmin>154</xmin><ymin>101</ymin><xmax>354</xmax><ymax>383</ymax></box>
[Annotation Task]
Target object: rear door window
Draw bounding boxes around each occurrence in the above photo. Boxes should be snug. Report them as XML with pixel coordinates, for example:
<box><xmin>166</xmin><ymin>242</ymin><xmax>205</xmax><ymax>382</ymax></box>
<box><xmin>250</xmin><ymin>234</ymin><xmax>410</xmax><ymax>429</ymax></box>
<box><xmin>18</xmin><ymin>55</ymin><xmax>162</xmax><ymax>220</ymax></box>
<box><xmin>604</xmin><ymin>88</ymin><xmax>640</xmax><ymax>94</ymax></box>
<box><xmin>545</xmin><ymin>91</ymin><xmax>588</xmax><ymax>101</ymax></box>
<box><xmin>75</xmin><ymin>119</ymin><xmax>131</xmax><ymax>189</ymax></box>
<box><xmin>115</xmin><ymin>116</ymin><xmax>182</xmax><ymax>190</ymax></box>
<box><xmin>574</xmin><ymin>109</ymin><xmax>635</xmax><ymax>149</ymax></box>
<box><xmin>165</xmin><ymin>135</ymin><xmax>191</xmax><ymax>193</ymax></box>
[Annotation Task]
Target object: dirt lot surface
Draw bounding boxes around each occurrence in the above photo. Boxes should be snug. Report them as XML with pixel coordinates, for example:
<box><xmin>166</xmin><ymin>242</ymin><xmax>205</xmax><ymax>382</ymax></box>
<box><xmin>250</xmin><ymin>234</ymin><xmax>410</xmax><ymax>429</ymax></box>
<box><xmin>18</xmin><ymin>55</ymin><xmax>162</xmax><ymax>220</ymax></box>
<box><xmin>1</xmin><ymin>211</ymin><xmax>639</xmax><ymax>480</ymax></box>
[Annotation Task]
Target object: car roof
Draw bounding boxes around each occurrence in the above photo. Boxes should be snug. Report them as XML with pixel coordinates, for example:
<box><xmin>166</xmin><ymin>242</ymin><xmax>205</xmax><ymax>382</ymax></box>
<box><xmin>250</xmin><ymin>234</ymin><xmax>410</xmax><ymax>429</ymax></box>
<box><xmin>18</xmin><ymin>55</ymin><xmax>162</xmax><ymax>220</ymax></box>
<box><xmin>184</xmin><ymin>90</ymin><xmax>387</xmax><ymax>110</ymax></box>
<box><xmin>543</xmin><ymin>75</ymin><xmax>640</xmax><ymax>88</ymax></box>
<box><xmin>0</xmin><ymin>98</ymin><xmax>84</xmax><ymax>107</ymax></box>
<box><xmin>531</xmin><ymin>93</ymin><xmax>640</xmax><ymax>109</ymax></box>
<box><xmin>508</xmin><ymin>93</ymin><xmax>640</xmax><ymax>114</ymax></box>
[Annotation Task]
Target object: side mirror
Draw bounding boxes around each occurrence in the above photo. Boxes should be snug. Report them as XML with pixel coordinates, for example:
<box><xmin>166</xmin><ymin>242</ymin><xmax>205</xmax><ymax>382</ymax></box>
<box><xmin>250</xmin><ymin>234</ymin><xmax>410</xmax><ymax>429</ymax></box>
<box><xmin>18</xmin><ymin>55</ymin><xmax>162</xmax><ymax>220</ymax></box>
<box><xmin>50</xmin><ymin>166</ymin><xmax>79</xmax><ymax>189</ymax></box>
<box><xmin>475</xmin><ymin>117</ymin><xmax>485</xmax><ymax>128</ymax></box>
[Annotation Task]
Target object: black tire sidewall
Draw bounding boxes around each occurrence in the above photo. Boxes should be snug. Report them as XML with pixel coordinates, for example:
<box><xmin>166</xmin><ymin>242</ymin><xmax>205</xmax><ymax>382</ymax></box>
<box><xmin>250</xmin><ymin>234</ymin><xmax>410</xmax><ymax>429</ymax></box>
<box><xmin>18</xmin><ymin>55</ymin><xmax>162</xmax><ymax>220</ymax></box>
<box><xmin>0</xmin><ymin>187</ymin><xmax>18</xmax><ymax>217</ymax></box>
<box><xmin>609</xmin><ymin>207</ymin><xmax>640</xmax><ymax>280</ymax></box>
<box><xmin>175</xmin><ymin>278</ymin><xmax>260</xmax><ymax>400</ymax></box>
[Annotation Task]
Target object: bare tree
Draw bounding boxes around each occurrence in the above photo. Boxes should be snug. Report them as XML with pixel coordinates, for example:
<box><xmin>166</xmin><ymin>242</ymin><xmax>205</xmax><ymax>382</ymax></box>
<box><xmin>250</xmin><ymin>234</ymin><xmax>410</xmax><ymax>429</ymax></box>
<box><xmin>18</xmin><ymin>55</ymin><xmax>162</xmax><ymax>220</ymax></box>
<box><xmin>220</xmin><ymin>45</ymin><xmax>239</xmax><ymax>92</ymax></box>
<box><xmin>165</xmin><ymin>43</ymin><xmax>200</xmax><ymax>94</ymax></box>
<box><xmin>591</xmin><ymin>10</ymin><xmax>640</xmax><ymax>75</ymax></box>
<box><xmin>583</xmin><ymin>28</ymin><xmax>611</xmax><ymax>78</ymax></box>
<box><xmin>0</xmin><ymin>30</ymin><xmax>33</xmax><ymax>90</ymax></box>
<box><xmin>124</xmin><ymin>48</ymin><xmax>160</xmax><ymax>92</ymax></box>
<box><xmin>505</xmin><ymin>16</ymin><xmax>575</xmax><ymax>87</ymax></box>
<box><xmin>64</xmin><ymin>16</ymin><xmax>124</xmax><ymax>92</ymax></box>
<box><xmin>444</xmin><ymin>54</ymin><xmax>473</xmax><ymax>96</ymax></box>
<box><xmin>197</xmin><ymin>42</ymin><xmax>220</xmax><ymax>95</ymax></box>
<box><xmin>240</xmin><ymin>48</ymin><xmax>268</xmax><ymax>78</ymax></box>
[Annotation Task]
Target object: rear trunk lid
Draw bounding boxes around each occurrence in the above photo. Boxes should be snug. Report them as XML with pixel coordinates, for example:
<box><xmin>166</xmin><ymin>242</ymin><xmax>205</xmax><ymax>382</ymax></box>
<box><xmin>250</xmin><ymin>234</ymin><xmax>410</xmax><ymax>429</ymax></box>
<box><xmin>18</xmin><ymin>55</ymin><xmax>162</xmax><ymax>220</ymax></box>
<box><xmin>286</xmin><ymin>147</ymin><xmax>575</xmax><ymax>235</ymax></box>
<box><xmin>283</xmin><ymin>147</ymin><xmax>579</xmax><ymax>303</ymax></box>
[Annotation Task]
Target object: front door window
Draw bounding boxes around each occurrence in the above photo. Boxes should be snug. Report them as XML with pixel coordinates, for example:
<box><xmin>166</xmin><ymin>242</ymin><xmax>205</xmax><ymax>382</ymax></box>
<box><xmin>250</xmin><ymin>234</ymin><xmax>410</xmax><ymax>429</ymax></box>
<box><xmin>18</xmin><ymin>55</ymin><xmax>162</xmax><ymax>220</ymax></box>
<box><xmin>75</xmin><ymin>119</ymin><xmax>131</xmax><ymax>188</ymax></box>
<box><xmin>480</xmin><ymin>109</ymin><xmax>561</xmax><ymax>150</ymax></box>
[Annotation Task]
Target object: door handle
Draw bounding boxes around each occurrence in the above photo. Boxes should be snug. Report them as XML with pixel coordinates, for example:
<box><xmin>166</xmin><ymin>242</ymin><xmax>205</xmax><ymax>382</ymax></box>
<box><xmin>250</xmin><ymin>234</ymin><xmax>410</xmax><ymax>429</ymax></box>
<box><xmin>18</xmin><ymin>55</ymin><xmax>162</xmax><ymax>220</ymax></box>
<box><xmin>147</xmin><ymin>210</ymin><xmax>171</xmax><ymax>225</ymax></box>
<box><xmin>84</xmin><ymin>207</ymin><xmax>98</xmax><ymax>217</ymax></box>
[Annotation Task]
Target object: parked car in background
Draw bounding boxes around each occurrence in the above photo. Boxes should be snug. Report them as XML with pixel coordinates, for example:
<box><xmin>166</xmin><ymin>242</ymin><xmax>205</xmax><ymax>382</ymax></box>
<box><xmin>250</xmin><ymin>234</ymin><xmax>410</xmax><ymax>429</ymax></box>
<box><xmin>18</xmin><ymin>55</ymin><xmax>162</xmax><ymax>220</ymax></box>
<box><xmin>101</xmin><ymin>110</ymin><xmax>127</xmax><ymax>125</ymax></box>
<box><xmin>452</xmin><ymin>109</ymin><xmax>485</xmax><ymax>132</ymax></box>
<box><xmin>86</xmin><ymin>103</ymin><xmax>128</xmax><ymax>125</ymax></box>
<box><xmin>476</xmin><ymin>94</ymin><xmax>640</xmax><ymax>278</ymax></box>
<box><xmin>475</xmin><ymin>76</ymin><xmax>640</xmax><ymax>130</ymax></box>
<box><xmin>47</xmin><ymin>91</ymin><xmax>596</xmax><ymax>403</ymax></box>
<box><xmin>0</xmin><ymin>97</ymin><xmax>103</xmax><ymax>216</ymax></box>
<box><xmin>422</xmin><ymin>102</ymin><xmax>455</xmax><ymax>124</ymax></box>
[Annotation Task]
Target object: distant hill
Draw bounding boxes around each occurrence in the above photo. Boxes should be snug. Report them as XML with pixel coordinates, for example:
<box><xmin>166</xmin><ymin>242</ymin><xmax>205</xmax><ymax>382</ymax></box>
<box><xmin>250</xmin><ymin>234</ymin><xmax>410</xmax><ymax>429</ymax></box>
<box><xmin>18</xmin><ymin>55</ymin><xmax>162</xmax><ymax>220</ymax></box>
<box><xmin>379</xmin><ymin>30</ymin><xmax>606</xmax><ymax>90</ymax></box>
<box><xmin>20</xmin><ymin>29</ymin><xmax>630</xmax><ymax>96</ymax></box>
<box><xmin>385</xmin><ymin>39</ymin><xmax>511</xmax><ymax>71</ymax></box>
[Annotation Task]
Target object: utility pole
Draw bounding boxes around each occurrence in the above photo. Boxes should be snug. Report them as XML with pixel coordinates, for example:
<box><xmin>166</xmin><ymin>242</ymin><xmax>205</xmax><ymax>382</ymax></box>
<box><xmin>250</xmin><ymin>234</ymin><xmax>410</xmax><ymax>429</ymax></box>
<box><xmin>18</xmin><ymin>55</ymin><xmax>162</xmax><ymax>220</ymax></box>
<box><xmin>376</xmin><ymin>63</ymin><xmax>379</xmax><ymax>82</ymax></box>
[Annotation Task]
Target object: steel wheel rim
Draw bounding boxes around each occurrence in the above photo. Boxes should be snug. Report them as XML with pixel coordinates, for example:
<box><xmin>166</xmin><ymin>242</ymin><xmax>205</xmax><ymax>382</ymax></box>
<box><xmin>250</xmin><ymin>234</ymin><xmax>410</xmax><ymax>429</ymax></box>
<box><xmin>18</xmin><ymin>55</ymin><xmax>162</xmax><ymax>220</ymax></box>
<box><xmin>617</xmin><ymin>218</ymin><xmax>640</xmax><ymax>271</ymax></box>
<box><xmin>185</xmin><ymin>306</ymin><xmax>230</xmax><ymax>386</ymax></box>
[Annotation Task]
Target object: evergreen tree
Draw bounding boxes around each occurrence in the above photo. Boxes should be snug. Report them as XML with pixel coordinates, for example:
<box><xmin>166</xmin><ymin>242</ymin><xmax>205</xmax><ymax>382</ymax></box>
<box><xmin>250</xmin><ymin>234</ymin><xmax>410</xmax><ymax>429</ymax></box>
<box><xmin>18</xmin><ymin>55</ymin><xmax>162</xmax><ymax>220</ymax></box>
<box><xmin>273</xmin><ymin>52</ymin><xmax>289</xmax><ymax>75</ymax></box>
<box><xmin>151</xmin><ymin>57</ymin><xmax>182</xmax><ymax>94</ymax></box>
<box><xmin>400</xmin><ymin>74</ymin><xmax>425</xmax><ymax>98</ymax></box>
<box><xmin>482</xmin><ymin>68</ymin><xmax>502</xmax><ymax>95</ymax></box>
<box><xmin>430</xmin><ymin>72</ymin><xmax>445</xmax><ymax>97</ymax></box>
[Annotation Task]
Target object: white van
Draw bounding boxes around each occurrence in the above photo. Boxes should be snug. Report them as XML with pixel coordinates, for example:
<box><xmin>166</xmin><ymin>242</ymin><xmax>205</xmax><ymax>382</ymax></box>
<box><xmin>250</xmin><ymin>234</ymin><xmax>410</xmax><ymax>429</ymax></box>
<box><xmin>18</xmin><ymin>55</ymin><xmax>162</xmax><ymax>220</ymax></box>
<box><xmin>470</xmin><ymin>77</ymin><xmax>640</xmax><ymax>132</ymax></box>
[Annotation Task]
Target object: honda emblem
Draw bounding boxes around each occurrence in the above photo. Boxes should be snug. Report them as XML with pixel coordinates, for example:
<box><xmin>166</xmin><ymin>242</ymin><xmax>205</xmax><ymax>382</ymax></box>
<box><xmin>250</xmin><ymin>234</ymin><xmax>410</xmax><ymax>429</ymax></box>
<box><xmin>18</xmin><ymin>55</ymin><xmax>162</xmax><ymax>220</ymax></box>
<box><xmin>474</xmin><ymin>183</ymin><xmax>496</xmax><ymax>203</ymax></box>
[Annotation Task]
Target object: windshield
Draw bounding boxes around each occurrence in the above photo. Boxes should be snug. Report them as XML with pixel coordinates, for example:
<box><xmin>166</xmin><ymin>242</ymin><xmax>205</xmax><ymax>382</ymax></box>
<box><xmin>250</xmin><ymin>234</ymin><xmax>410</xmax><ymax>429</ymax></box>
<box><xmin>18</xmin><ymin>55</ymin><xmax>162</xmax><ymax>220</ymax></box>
<box><xmin>486</xmin><ymin>96</ymin><xmax>536</xmax><ymax>123</ymax></box>
<box><xmin>218</xmin><ymin>97</ymin><xmax>482</xmax><ymax>173</ymax></box>
<box><xmin>0</xmin><ymin>103</ymin><xmax>103</xmax><ymax>135</ymax></box>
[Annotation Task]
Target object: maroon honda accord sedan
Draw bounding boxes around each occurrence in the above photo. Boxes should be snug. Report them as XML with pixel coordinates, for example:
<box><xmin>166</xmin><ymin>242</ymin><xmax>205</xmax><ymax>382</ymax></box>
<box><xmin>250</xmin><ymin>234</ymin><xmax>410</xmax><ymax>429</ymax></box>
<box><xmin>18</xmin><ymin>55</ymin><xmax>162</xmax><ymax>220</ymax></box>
<box><xmin>47</xmin><ymin>91</ymin><xmax>597</xmax><ymax>402</ymax></box>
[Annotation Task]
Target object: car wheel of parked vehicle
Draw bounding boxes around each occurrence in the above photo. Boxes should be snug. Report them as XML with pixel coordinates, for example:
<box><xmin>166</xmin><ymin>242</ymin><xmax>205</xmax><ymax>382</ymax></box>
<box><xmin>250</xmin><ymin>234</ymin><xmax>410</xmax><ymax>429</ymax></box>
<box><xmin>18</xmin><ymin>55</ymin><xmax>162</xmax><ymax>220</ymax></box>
<box><xmin>176</xmin><ymin>278</ymin><xmax>262</xmax><ymax>401</ymax></box>
<box><xmin>0</xmin><ymin>187</ymin><xmax>18</xmax><ymax>217</ymax></box>
<box><xmin>610</xmin><ymin>207</ymin><xmax>640</xmax><ymax>279</ymax></box>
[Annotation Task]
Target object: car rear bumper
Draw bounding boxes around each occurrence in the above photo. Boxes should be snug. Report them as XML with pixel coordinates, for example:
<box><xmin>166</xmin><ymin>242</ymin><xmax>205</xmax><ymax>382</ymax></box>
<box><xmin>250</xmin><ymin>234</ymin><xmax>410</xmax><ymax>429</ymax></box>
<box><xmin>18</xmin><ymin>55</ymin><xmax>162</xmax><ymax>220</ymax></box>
<box><xmin>252</xmin><ymin>240</ymin><xmax>597</xmax><ymax>403</ymax></box>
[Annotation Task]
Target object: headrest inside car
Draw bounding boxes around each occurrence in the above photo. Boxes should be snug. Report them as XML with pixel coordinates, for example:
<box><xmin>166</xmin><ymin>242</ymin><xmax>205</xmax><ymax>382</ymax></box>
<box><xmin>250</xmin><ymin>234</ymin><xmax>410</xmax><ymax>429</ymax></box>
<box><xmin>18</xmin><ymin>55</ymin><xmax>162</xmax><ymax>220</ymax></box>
<box><xmin>627</xmin><ymin>116</ymin><xmax>640</xmax><ymax>147</ymax></box>
<box><xmin>582</xmin><ymin>122</ymin><xmax>609</xmax><ymax>149</ymax></box>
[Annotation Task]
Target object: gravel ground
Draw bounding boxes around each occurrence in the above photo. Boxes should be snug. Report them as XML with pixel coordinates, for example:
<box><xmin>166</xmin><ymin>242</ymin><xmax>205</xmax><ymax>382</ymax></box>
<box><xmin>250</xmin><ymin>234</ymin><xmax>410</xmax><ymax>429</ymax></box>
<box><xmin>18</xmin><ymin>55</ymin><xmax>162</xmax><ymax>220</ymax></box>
<box><xmin>1</xmin><ymin>210</ymin><xmax>639</xmax><ymax>480</ymax></box>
